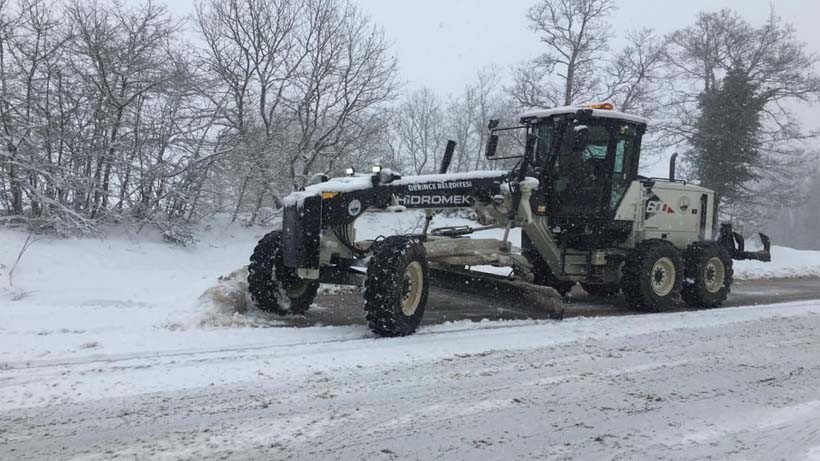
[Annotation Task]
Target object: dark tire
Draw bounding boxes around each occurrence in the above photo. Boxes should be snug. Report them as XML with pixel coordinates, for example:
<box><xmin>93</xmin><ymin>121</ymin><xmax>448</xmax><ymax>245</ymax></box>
<box><xmin>247</xmin><ymin>230</ymin><xmax>319</xmax><ymax>315</ymax></box>
<box><xmin>681</xmin><ymin>243</ymin><xmax>733</xmax><ymax>309</ymax></box>
<box><xmin>580</xmin><ymin>283</ymin><xmax>621</xmax><ymax>298</ymax></box>
<box><xmin>364</xmin><ymin>236</ymin><xmax>429</xmax><ymax>337</ymax></box>
<box><xmin>524</xmin><ymin>249</ymin><xmax>574</xmax><ymax>297</ymax></box>
<box><xmin>621</xmin><ymin>240</ymin><xmax>683</xmax><ymax>312</ymax></box>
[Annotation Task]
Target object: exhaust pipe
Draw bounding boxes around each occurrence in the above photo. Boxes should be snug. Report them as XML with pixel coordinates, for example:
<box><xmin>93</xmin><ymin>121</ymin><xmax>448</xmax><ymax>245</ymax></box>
<box><xmin>669</xmin><ymin>153</ymin><xmax>678</xmax><ymax>181</ymax></box>
<box><xmin>439</xmin><ymin>140</ymin><xmax>456</xmax><ymax>174</ymax></box>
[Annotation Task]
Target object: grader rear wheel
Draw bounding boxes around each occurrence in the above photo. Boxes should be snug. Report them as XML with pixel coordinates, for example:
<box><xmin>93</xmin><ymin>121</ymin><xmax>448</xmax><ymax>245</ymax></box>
<box><xmin>621</xmin><ymin>240</ymin><xmax>683</xmax><ymax>312</ymax></box>
<box><xmin>682</xmin><ymin>243</ymin><xmax>734</xmax><ymax>309</ymax></box>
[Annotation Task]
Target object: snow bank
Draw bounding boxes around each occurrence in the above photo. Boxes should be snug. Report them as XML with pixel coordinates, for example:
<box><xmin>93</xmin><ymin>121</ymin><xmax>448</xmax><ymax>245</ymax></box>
<box><xmin>734</xmin><ymin>245</ymin><xmax>820</xmax><ymax>280</ymax></box>
<box><xmin>0</xmin><ymin>219</ymin><xmax>275</xmax><ymax>362</ymax></box>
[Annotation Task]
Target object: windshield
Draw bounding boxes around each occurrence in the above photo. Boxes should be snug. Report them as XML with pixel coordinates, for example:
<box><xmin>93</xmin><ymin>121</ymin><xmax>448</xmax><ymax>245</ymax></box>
<box><xmin>534</xmin><ymin>119</ymin><xmax>639</xmax><ymax>218</ymax></box>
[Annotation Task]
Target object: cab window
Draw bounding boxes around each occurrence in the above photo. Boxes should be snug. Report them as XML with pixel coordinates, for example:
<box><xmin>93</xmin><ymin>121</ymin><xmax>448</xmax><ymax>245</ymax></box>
<box><xmin>610</xmin><ymin>125</ymin><xmax>638</xmax><ymax>210</ymax></box>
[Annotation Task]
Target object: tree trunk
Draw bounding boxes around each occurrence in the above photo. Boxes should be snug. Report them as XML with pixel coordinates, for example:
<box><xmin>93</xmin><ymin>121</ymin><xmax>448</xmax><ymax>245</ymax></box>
<box><xmin>8</xmin><ymin>158</ymin><xmax>23</xmax><ymax>215</ymax></box>
<box><xmin>564</xmin><ymin>60</ymin><xmax>575</xmax><ymax>106</ymax></box>
<box><xmin>249</xmin><ymin>185</ymin><xmax>267</xmax><ymax>225</ymax></box>
<box><xmin>93</xmin><ymin>107</ymin><xmax>123</xmax><ymax>218</ymax></box>
<box><xmin>232</xmin><ymin>174</ymin><xmax>250</xmax><ymax>223</ymax></box>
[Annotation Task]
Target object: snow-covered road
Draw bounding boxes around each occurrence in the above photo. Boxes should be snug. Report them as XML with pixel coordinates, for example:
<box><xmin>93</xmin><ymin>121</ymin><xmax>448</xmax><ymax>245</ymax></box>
<box><xmin>2</xmin><ymin>217</ymin><xmax>820</xmax><ymax>460</ymax></box>
<box><xmin>3</xmin><ymin>300</ymin><xmax>820</xmax><ymax>460</ymax></box>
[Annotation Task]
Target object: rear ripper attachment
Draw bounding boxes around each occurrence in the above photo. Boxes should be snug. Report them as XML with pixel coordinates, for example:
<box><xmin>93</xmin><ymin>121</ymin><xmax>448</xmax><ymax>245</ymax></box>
<box><xmin>248</xmin><ymin>103</ymin><xmax>771</xmax><ymax>337</ymax></box>
<box><xmin>718</xmin><ymin>223</ymin><xmax>772</xmax><ymax>262</ymax></box>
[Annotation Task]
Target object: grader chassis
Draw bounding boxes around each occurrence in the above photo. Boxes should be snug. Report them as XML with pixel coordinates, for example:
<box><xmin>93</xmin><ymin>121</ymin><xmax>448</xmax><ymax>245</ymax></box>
<box><xmin>247</xmin><ymin>104</ymin><xmax>771</xmax><ymax>337</ymax></box>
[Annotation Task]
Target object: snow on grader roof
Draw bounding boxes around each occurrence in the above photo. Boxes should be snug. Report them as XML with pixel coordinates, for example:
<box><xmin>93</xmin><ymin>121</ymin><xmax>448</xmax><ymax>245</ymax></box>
<box><xmin>519</xmin><ymin>105</ymin><xmax>649</xmax><ymax>125</ymax></box>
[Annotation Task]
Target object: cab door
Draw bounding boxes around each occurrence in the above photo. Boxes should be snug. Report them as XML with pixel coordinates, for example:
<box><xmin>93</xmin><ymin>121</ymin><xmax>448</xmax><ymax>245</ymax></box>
<box><xmin>547</xmin><ymin>120</ymin><xmax>643</xmax><ymax>220</ymax></box>
<box><xmin>607</xmin><ymin>124</ymin><xmax>641</xmax><ymax>214</ymax></box>
<box><xmin>552</xmin><ymin>123</ymin><xmax>612</xmax><ymax>218</ymax></box>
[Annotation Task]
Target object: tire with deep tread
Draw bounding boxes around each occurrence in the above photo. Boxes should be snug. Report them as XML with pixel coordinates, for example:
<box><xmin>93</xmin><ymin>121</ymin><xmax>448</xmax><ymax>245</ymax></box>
<box><xmin>681</xmin><ymin>243</ymin><xmax>733</xmax><ymax>309</ymax></box>
<box><xmin>580</xmin><ymin>283</ymin><xmax>621</xmax><ymax>298</ymax></box>
<box><xmin>247</xmin><ymin>230</ymin><xmax>319</xmax><ymax>315</ymax></box>
<box><xmin>524</xmin><ymin>249</ymin><xmax>575</xmax><ymax>297</ymax></box>
<box><xmin>621</xmin><ymin>240</ymin><xmax>683</xmax><ymax>312</ymax></box>
<box><xmin>364</xmin><ymin>236</ymin><xmax>429</xmax><ymax>337</ymax></box>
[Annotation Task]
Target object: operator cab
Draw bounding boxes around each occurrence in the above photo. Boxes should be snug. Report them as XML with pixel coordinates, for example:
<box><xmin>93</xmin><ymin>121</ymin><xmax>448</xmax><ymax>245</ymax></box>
<box><xmin>519</xmin><ymin>104</ymin><xmax>647</xmax><ymax>247</ymax></box>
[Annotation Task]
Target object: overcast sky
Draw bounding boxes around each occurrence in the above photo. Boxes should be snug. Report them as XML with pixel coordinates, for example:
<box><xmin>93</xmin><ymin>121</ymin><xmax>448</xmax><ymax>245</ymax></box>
<box><xmin>165</xmin><ymin>0</ymin><xmax>820</xmax><ymax>96</ymax></box>
<box><xmin>352</xmin><ymin>0</ymin><xmax>820</xmax><ymax>95</ymax></box>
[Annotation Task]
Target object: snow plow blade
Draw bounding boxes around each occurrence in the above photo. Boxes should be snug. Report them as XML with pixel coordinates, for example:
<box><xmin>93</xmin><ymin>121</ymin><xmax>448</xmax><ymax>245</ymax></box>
<box><xmin>429</xmin><ymin>267</ymin><xmax>565</xmax><ymax>320</ymax></box>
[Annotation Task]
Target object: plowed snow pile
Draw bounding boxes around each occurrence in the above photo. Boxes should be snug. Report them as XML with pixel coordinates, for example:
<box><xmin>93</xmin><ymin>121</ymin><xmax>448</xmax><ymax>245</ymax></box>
<box><xmin>196</xmin><ymin>266</ymin><xmax>290</xmax><ymax>328</ymax></box>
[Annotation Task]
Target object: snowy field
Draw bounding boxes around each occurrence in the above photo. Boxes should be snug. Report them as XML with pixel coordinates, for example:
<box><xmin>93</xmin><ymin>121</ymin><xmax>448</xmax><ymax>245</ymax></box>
<box><xmin>1</xmin><ymin>213</ymin><xmax>820</xmax><ymax>459</ymax></box>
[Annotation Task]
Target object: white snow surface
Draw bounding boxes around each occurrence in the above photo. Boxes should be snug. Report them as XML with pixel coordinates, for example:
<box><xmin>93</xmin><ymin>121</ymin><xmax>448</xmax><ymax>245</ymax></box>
<box><xmin>281</xmin><ymin>174</ymin><xmax>373</xmax><ymax>207</ymax></box>
<box><xmin>1</xmin><ymin>212</ymin><xmax>818</xmax><ymax>367</ymax></box>
<box><xmin>1</xmin><ymin>212</ymin><xmax>820</xmax><ymax>459</ymax></box>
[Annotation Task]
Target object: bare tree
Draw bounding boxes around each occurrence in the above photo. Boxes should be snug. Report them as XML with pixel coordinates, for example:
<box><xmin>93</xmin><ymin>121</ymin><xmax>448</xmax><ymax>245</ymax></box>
<box><xmin>0</xmin><ymin>0</ymin><xmax>86</xmax><ymax>227</ymax></box>
<box><xmin>443</xmin><ymin>66</ymin><xmax>513</xmax><ymax>171</ymax></box>
<box><xmin>392</xmin><ymin>88</ymin><xmax>445</xmax><ymax>175</ymax></box>
<box><xmin>511</xmin><ymin>0</ymin><xmax>615</xmax><ymax>109</ymax></box>
<box><xmin>196</xmin><ymin>0</ymin><xmax>397</xmax><ymax>224</ymax></box>
<box><xmin>602</xmin><ymin>29</ymin><xmax>665</xmax><ymax>115</ymax></box>
<box><xmin>66</xmin><ymin>0</ymin><xmax>180</xmax><ymax>219</ymax></box>
<box><xmin>0</xmin><ymin>0</ymin><xmax>26</xmax><ymax>216</ymax></box>
<box><xmin>287</xmin><ymin>0</ymin><xmax>397</xmax><ymax>186</ymax></box>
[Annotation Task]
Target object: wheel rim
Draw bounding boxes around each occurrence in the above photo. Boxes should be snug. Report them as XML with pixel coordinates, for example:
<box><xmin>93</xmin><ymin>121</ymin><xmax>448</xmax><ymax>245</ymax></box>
<box><xmin>285</xmin><ymin>280</ymin><xmax>310</xmax><ymax>298</ymax></box>
<box><xmin>273</xmin><ymin>268</ymin><xmax>310</xmax><ymax>298</ymax></box>
<box><xmin>400</xmin><ymin>261</ymin><xmax>424</xmax><ymax>316</ymax></box>
<box><xmin>651</xmin><ymin>257</ymin><xmax>676</xmax><ymax>297</ymax></box>
<box><xmin>704</xmin><ymin>257</ymin><xmax>726</xmax><ymax>294</ymax></box>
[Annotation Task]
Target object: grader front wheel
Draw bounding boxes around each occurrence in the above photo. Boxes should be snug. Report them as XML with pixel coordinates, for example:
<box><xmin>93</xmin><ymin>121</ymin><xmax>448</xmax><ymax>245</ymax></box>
<box><xmin>247</xmin><ymin>230</ymin><xmax>319</xmax><ymax>315</ymax></box>
<box><xmin>364</xmin><ymin>236</ymin><xmax>430</xmax><ymax>337</ymax></box>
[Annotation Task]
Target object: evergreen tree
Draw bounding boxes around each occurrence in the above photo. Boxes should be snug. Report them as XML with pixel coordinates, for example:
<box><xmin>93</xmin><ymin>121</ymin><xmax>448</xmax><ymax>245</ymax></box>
<box><xmin>690</xmin><ymin>67</ymin><xmax>767</xmax><ymax>210</ymax></box>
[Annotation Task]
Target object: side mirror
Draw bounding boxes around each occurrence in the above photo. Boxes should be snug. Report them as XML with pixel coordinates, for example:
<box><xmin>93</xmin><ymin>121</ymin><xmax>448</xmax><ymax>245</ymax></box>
<box><xmin>485</xmin><ymin>134</ymin><xmax>499</xmax><ymax>158</ymax></box>
<box><xmin>572</xmin><ymin>125</ymin><xmax>590</xmax><ymax>153</ymax></box>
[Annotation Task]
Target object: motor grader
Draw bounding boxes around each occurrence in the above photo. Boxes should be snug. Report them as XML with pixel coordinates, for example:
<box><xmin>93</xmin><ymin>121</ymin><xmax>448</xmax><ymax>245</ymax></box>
<box><xmin>247</xmin><ymin>103</ymin><xmax>771</xmax><ymax>337</ymax></box>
